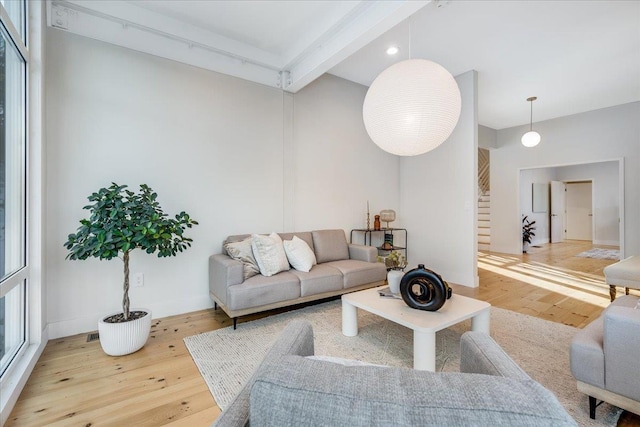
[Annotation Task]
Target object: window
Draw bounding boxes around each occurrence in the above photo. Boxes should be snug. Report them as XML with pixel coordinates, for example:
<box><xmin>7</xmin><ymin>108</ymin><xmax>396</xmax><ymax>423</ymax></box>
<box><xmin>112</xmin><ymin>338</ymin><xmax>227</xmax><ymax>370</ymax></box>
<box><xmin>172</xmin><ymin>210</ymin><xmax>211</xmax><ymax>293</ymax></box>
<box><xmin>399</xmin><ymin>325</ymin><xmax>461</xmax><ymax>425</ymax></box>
<box><xmin>0</xmin><ymin>0</ymin><xmax>27</xmax><ymax>378</ymax></box>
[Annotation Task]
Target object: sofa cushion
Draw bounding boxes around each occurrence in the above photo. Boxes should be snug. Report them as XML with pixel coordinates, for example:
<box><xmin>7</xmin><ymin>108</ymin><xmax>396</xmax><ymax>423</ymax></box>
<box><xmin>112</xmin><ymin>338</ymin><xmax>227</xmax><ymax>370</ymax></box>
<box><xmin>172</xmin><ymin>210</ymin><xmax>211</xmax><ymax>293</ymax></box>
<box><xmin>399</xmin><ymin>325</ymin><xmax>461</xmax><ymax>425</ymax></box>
<box><xmin>224</xmin><ymin>237</ymin><xmax>260</xmax><ymax>280</ymax></box>
<box><xmin>227</xmin><ymin>272</ymin><xmax>301</xmax><ymax>311</ymax></box>
<box><xmin>250</xmin><ymin>356</ymin><xmax>577</xmax><ymax>426</ymax></box>
<box><xmin>325</xmin><ymin>259</ymin><xmax>387</xmax><ymax>289</ymax></box>
<box><xmin>312</xmin><ymin>229</ymin><xmax>350</xmax><ymax>263</ymax></box>
<box><xmin>251</xmin><ymin>233</ymin><xmax>290</xmax><ymax>277</ymax></box>
<box><xmin>289</xmin><ymin>264</ymin><xmax>343</xmax><ymax>297</ymax></box>
<box><xmin>283</xmin><ymin>236</ymin><xmax>317</xmax><ymax>272</ymax></box>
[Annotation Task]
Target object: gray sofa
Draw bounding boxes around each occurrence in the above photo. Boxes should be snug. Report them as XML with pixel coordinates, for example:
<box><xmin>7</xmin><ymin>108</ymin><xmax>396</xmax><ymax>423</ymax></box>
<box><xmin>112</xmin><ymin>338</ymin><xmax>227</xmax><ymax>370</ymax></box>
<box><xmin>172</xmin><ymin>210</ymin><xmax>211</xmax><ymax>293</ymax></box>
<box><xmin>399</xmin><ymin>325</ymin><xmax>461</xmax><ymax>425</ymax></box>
<box><xmin>570</xmin><ymin>294</ymin><xmax>640</xmax><ymax>419</ymax></box>
<box><xmin>209</xmin><ymin>229</ymin><xmax>387</xmax><ymax>328</ymax></box>
<box><xmin>213</xmin><ymin>320</ymin><xmax>576</xmax><ymax>426</ymax></box>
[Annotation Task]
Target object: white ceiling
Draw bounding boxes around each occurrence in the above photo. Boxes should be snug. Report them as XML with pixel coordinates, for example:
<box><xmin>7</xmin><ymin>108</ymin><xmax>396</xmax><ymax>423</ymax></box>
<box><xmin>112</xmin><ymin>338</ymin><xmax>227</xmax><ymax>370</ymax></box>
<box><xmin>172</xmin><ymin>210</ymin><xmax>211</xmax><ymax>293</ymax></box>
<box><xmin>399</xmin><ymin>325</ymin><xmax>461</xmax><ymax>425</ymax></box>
<box><xmin>50</xmin><ymin>0</ymin><xmax>640</xmax><ymax>130</ymax></box>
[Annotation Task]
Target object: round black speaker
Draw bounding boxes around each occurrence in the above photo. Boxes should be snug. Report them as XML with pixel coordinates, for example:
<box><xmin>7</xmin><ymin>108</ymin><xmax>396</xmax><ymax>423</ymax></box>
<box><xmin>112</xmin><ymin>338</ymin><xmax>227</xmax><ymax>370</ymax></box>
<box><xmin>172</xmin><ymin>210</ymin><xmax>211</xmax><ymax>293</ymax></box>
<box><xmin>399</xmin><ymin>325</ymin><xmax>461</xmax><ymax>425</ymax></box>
<box><xmin>399</xmin><ymin>264</ymin><xmax>452</xmax><ymax>311</ymax></box>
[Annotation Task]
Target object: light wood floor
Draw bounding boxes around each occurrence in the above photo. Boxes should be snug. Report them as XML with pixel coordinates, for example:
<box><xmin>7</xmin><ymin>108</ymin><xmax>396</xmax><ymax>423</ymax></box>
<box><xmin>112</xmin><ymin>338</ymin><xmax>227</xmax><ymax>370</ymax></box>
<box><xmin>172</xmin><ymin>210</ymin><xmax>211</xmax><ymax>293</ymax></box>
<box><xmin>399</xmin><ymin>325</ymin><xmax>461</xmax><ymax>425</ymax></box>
<box><xmin>7</xmin><ymin>241</ymin><xmax>639</xmax><ymax>426</ymax></box>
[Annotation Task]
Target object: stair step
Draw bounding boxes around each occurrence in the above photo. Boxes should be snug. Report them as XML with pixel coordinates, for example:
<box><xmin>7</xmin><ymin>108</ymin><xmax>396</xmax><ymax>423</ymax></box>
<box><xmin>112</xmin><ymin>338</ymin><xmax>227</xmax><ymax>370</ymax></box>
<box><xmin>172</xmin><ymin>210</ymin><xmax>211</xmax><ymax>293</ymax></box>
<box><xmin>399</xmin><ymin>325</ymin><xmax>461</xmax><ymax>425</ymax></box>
<box><xmin>478</xmin><ymin>235</ymin><xmax>491</xmax><ymax>244</ymax></box>
<box><xmin>478</xmin><ymin>228</ymin><xmax>491</xmax><ymax>236</ymax></box>
<box><xmin>478</xmin><ymin>213</ymin><xmax>490</xmax><ymax>221</ymax></box>
<box><xmin>478</xmin><ymin>207</ymin><xmax>490</xmax><ymax>215</ymax></box>
<box><xmin>478</xmin><ymin>201</ymin><xmax>490</xmax><ymax>208</ymax></box>
<box><xmin>479</xmin><ymin>194</ymin><xmax>491</xmax><ymax>202</ymax></box>
<box><xmin>478</xmin><ymin>243</ymin><xmax>490</xmax><ymax>251</ymax></box>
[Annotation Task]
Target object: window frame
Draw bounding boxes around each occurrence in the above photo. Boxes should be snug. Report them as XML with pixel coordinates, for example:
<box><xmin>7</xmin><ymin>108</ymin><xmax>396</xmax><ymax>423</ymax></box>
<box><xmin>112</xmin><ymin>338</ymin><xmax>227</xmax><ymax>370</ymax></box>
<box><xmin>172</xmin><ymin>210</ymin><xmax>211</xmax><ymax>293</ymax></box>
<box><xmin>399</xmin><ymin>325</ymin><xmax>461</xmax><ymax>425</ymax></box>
<box><xmin>0</xmin><ymin>0</ymin><xmax>28</xmax><ymax>380</ymax></box>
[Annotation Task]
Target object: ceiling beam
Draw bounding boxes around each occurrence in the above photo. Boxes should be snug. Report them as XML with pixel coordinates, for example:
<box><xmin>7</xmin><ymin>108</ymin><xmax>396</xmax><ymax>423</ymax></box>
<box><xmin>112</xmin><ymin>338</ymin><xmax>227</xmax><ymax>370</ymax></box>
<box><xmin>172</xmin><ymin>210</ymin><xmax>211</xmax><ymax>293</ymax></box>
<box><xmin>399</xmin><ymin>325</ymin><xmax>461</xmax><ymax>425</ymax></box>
<box><xmin>47</xmin><ymin>0</ymin><xmax>431</xmax><ymax>92</ymax></box>
<box><xmin>283</xmin><ymin>1</ymin><xmax>431</xmax><ymax>93</ymax></box>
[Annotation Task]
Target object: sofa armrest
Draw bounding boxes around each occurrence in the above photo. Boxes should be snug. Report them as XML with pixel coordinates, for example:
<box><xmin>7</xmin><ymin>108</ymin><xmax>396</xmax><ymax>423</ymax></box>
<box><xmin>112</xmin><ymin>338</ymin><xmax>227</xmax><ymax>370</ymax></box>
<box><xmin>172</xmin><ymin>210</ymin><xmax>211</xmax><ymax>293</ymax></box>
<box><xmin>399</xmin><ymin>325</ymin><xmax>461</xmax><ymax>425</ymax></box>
<box><xmin>348</xmin><ymin>243</ymin><xmax>378</xmax><ymax>263</ymax></box>
<box><xmin>212</xmin><ymin>320</ymin><xmax>314</xmax><ymax>427</ymax></box>
<box><xmin>209</xmin><ymin>254</ymin><xmax>244</xmax><ymax>306</ymax></box>
<box><xmin>604</xmin><ymin>305</ymin><xmax>640</xmax><ymax>401</ymax></box>
<box><xmin>460</xmin><ymin>331</ymin><xmax>531</xmax><ymax>381</ymax></box>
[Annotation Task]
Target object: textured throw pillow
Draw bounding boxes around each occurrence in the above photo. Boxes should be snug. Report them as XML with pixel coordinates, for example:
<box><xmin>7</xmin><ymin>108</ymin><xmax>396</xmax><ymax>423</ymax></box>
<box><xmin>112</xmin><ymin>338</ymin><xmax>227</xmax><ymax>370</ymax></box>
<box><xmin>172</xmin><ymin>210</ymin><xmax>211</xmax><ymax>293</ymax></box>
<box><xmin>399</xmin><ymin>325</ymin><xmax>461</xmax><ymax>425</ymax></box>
<box><xmin>224</xmin><ymin>237</ymin><xmax>260</xmax><ymax>280</ymax></box>
<box><xmin>251</xmin><ymin>233</ymin><xmax>290</xmax><ymax>277</ymax></box>
<box><xmin>284</xmin><ymin>236</ymin><xmax>317</xmax><ymax>272</ymax></box>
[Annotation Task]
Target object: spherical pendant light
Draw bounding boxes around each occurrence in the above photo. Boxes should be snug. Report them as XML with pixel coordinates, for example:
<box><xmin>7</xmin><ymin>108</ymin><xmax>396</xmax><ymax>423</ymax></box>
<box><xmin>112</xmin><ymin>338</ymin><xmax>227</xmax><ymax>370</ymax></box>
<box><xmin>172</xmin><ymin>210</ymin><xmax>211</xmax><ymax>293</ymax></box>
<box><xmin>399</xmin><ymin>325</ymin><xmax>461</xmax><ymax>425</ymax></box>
<box><xmin>521</xmin><ymin>130</ymin><xmax>541</xmax><ymax>147</ymax></box>
<box><xmin>521</xmin><ymin>96</ymin><xmax>541</xmax><ymax>148</ymax></box>
<box><xmin>363</xmin><ymin>59</ymin><xmax>461</xmax><ymax>156</ymax></box>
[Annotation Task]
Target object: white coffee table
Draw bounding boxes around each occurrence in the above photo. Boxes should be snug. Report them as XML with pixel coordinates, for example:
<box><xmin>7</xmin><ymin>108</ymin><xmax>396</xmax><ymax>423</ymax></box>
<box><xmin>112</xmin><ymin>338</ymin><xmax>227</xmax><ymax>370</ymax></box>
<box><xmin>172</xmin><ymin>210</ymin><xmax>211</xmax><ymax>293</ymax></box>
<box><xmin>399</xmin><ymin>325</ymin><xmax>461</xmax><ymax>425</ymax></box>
<box><xmin>341</xmin><ymin>286</ymin><xmax>491</xmax><ymax>371</ymax></box>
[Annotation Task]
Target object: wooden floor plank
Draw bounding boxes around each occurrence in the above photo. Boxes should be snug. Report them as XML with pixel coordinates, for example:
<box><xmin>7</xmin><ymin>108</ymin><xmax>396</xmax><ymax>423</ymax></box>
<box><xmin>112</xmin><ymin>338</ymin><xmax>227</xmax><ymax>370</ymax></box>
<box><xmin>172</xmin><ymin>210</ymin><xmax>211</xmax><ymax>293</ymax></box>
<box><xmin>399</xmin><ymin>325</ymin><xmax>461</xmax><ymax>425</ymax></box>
<box><xmin>7</xmin><ymin>241</ymin><xmax>639</xmax><ymax>426</ymax></box>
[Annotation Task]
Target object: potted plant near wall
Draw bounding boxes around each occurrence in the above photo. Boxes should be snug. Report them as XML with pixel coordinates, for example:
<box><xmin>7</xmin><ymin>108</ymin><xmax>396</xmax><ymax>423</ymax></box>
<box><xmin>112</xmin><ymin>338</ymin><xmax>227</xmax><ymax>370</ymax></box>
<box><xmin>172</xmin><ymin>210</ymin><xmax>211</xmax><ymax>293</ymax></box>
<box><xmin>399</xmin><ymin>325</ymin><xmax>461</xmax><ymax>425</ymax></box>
<box><xmin>522</xmin><ymin>215</ymin><xmax>536</xmax><ymax>253</ymax></box>
<box><xmin>64</xmin><ymin>183</ymin><xmax>198</xmax><ymax>356</ymax></box>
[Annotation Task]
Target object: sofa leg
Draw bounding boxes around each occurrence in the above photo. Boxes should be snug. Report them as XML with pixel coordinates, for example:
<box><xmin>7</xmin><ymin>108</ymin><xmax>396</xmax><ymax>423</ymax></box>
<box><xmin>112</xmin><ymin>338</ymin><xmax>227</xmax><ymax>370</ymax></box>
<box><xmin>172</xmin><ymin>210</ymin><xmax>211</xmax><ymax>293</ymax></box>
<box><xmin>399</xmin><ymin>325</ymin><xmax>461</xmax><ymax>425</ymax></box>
<box><xmin>588</xmin><ymin>396</ymin><xmax>604</xmax><ymax>419</ymax></box>
<box><xmin>214</xmin><ymin>301</ymin><xmax>217</xmax><ymax>310</ymax></box>
<box><xmin>233</xmin><ymin>318</ymin><xmax>237</xmax><ymax>330</ymax></box>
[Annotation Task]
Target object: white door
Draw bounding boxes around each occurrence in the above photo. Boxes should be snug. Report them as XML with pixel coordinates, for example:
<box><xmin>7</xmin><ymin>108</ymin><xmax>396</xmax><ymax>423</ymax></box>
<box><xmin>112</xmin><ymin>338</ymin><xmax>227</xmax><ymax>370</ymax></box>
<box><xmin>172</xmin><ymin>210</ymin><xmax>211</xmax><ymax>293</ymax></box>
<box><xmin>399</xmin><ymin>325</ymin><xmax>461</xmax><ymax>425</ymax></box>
<box><xmin>550</xmin><ymin>181</ymin><xmax>565</xmax><ymax>243</ymax></box>
<box><xmin>566</xmin><ymin>182</ymin><xmax>593</xmax><ymax>241</ymax></box>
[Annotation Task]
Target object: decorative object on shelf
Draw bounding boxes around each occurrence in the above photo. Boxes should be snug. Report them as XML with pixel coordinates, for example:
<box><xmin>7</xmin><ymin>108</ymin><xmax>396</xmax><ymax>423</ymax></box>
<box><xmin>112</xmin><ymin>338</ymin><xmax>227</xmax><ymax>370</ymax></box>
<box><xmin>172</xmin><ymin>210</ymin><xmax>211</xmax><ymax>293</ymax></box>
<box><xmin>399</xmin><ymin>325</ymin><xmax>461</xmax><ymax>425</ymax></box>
<box><xmin>362</xmin><ymin>59</ymin><xmax>461</xmax><ymax>156</ymax></box>
<box><xmin>378</xmin><ymin>251</ymin><xmax>407</xmax><ymax>294</ymax></box>
<box><xmin>400</xmin><ymin>264</ymin><xmax>452</xmax><ymax>312</ymax></box>
<box><xmin>379</xmin><ymin>209</ymin><xmax>396</xmax><ymax>228</ymax></box>
<box><xmin>349</xmin><ymin>228</ymin><xmax>408</xmax><ymax>260</ymax></box>
<box><xmin>381</xmin><ymin>232</ymin><xmax>394</xmax><ymax>250</ymax></box>
<box><xmin>522</xmin><ymin>215</ymin><xmax>536</xmax><ymax>253</ymax></box>
<box><xmin>374</xmin><ymin>214</ymin><xmax>381</xmax><ymax>231</ymax></box>
<box><xmin>366</xmin><ymin>200</ymin><xmax>371</xmax><ymax>230</ymax></box>
<box><xmin>521</xmin><ymin>96</ymin><xmax>541</xmax><ymax>147</ymax></box>
<box><xmin>64</xmin><ymin>183</ymin><xmax>198</xmax><ymax>356</ymax></box>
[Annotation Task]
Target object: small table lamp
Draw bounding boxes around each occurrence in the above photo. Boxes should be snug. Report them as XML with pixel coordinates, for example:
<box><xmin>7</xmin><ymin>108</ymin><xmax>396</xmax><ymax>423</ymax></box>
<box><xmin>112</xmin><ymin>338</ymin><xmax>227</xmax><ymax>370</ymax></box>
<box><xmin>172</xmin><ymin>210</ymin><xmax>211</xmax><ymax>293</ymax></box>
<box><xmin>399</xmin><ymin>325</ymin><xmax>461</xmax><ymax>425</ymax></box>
<box><xmin>380</xmin><ymin>210</ymin><xmax>396</xmax><ymax>229</ymax></box>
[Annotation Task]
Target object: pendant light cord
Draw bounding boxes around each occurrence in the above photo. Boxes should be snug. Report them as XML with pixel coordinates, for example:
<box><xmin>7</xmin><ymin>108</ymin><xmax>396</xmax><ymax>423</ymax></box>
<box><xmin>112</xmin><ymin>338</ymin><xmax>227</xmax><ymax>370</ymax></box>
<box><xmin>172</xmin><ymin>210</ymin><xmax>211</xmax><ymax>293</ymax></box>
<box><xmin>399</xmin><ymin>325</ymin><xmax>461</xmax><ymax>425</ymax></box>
<box><xmin>530</xmin><ymin>100</ymin><xmax>533</xmax><ymax>131</ymax></box>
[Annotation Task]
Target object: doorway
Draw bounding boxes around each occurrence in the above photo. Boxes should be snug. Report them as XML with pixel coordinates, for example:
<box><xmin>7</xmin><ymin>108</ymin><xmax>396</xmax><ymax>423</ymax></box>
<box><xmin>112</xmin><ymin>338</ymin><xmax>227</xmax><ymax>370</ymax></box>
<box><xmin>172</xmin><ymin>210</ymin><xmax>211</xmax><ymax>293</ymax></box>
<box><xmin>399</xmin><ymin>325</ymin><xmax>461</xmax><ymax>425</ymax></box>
<box><xmin>565</xmin><ymin>181</ymin><xmax>593</xmax><ymax>241</ymax></box>
<box><xmin>519</xmin><ymin>160</ymin><xmax>623</xmax><ymax>256</ymax></box>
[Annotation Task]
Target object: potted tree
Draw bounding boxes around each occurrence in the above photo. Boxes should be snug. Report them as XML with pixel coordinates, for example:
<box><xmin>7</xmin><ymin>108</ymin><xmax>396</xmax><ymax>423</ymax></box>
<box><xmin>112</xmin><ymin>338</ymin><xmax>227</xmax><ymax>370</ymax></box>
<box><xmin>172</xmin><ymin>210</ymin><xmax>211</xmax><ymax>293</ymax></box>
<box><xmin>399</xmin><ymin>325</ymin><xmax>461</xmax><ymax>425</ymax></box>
<box><xmin>64</xmin><ymin>183</ymin><xmax>197</xmax><ymax>356</ymax></box>
<box><xmin>522</xmin><ymin>215</ymin><xmax>536</xmax><ymax>253</ymax></box>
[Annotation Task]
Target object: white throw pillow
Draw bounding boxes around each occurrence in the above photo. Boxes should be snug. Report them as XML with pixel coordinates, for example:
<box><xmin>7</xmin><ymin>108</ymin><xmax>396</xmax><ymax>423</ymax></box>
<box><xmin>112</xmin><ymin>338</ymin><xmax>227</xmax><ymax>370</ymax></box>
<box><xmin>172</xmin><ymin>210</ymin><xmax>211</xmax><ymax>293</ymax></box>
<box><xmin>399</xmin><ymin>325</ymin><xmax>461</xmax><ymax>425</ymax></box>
<box><xmin>251</xmin><ymin>233</ymin><xmax>290</xmax><ymax>277</ymax></box>
<box><xmin>284</xmin><ymin>235</ymin><xmax>317</xmax><ymax>272</ymax></box>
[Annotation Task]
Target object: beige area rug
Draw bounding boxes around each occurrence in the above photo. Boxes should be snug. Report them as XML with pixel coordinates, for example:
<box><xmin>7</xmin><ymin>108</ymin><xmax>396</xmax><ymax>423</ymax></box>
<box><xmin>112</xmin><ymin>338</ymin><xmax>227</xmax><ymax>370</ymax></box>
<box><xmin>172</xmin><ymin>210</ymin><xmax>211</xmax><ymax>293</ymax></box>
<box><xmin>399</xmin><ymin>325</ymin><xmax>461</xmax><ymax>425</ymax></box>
<box><xmin>184</xmin><ymin>300</ymin><xmax>621</xmax><ymax>426</ymax></box>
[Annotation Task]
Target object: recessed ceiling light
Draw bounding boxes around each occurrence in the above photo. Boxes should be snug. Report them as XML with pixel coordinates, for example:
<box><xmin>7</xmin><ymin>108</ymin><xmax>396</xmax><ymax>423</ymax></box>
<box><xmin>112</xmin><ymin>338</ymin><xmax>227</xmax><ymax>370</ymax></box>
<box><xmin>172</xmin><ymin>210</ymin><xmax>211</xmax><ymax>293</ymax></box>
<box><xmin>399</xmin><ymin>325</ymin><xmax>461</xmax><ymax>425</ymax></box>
<box><xmin>386</xmin><ymin>46</ymin><xmax>399</xmax><ymax>56</ymax></box>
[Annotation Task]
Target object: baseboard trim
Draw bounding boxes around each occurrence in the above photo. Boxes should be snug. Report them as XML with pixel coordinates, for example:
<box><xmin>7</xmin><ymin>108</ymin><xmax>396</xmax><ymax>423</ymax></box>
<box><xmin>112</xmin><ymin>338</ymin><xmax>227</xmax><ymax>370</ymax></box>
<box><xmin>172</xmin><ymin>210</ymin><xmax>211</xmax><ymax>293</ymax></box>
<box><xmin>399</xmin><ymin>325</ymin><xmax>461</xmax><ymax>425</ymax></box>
<box><xmin>48</xmin><ymin>295</ymin><xmax>214</xmax><ymax>339</ymax></box>
<box><xmin>593</xmin><ymin>240</ymin><xmax>620</xmax><ymax>246</ymax></box>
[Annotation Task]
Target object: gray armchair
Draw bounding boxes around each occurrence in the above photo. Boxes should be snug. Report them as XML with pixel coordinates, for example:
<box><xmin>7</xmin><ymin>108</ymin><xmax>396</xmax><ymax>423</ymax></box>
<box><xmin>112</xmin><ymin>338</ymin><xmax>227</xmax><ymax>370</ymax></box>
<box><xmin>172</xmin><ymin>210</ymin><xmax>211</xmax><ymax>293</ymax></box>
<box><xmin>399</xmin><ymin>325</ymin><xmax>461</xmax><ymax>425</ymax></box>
<box><xmin>570</xmin><ymin>294</ymin><xmax>640</xmax><ymax>419</ymax></box>
<box><xmin>214</xmin><ymin>320</ymin><xmax>575</xmax><ymax>426</ymax></box>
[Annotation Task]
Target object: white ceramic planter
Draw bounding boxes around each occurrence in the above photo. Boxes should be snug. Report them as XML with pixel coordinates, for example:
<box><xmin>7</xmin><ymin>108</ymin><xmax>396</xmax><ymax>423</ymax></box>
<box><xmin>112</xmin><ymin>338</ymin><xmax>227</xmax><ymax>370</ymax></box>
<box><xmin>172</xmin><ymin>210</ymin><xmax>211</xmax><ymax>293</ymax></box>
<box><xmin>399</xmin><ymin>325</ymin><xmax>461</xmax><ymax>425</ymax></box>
<box><xmin>387</xmin><ymin>270</ymin><xmax>404</xmax><ymax>294</ymax></box>
<box><xmin>98</xmin><ymin>308</ymin><xmax>152</xmax><ymax>356</ymax></box>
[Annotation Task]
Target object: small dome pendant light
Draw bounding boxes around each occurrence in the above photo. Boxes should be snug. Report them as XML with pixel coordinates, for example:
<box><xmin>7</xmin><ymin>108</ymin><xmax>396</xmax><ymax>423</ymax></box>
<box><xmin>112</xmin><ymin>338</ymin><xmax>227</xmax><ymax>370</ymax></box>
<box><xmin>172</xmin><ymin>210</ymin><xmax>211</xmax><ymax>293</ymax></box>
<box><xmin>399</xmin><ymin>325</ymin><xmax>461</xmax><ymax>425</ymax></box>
<box><xmin>521</xmin><ymin>96</ymin><xmax>541</xmax><ymax>148</ymax></box>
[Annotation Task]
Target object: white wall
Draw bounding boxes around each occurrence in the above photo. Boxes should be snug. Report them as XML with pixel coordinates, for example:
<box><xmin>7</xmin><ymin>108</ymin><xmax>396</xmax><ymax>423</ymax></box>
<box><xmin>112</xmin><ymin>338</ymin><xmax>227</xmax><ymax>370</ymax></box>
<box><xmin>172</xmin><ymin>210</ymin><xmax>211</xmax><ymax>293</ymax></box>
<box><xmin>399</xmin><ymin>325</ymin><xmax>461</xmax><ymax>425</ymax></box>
<box><xmin>292</xmin><ymin>74</ymin><xmax>400</xmax><ymax>232</ymax></box>
<box><xmin>519</xmin><ymin>167</ymin><xmax>555</xmax><ymax>245</ymax></box>
<box><xmin>478</xmin><ymin>125</ymin><xmax>497</xmax><ymax>150</ymax></box>
<box><xmin>400</xmin><ymin>71</ymin><xmax>478</xmax><ymax>287</ymax></box>
<box><xmin>45</xmin><ymin>30</ymin><xmax>401</xmax><ymax>338</ymax></box>
<box><xmin>555</xmin><ymin>161</ymin><xmax>620</xmax><ymax>246</ymax></box>
<box><xmin>491</xmin><ymin>102</ymin><xmax>639</xmax><ymax>256</ymax></box>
